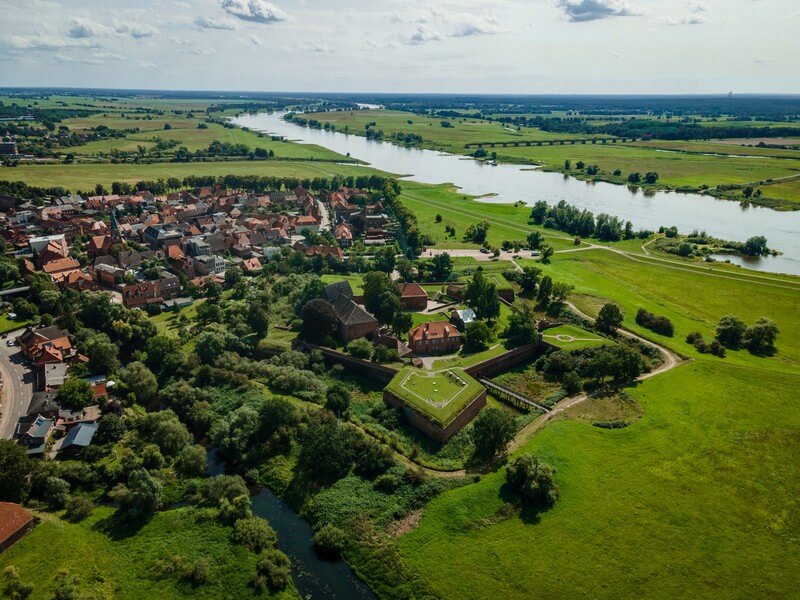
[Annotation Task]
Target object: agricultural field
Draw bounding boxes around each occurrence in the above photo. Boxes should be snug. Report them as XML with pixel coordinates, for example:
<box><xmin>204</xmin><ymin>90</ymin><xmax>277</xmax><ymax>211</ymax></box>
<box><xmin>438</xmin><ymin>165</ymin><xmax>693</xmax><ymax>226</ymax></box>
<box><xmin>0</xmin><ymin>507</ymin><xmax>297</xmax><ymax>600</ymax></box>
<box><xmin>0</xmin><ymin>159</ymin><xmax>382</xmax><ymax>190</ymax></box>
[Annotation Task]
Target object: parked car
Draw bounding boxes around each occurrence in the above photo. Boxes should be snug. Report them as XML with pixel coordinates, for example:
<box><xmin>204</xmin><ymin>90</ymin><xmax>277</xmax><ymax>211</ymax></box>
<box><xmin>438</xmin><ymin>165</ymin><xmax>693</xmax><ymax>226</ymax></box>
<box><xmin>531</xmin><ymin>251</ymin><xmax>540</xmax><ymax>257</ymax></box>
<box><xmin>6</xmin><ymin>340</ymin><xmax>14</xmax><ymax>347</ymax></box>
<box><xmin>479</xmin><ymin>248</ymin><xmax>489</xmax><ymax>254</ymax></box>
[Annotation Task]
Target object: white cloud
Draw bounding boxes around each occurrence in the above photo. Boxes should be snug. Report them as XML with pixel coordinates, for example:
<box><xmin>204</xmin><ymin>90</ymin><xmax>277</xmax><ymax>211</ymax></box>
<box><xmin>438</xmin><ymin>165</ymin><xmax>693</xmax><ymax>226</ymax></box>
<box><xmin>249</xmin><ymin>34</ymin><xmax>263</xmax><ymax>45</ymax></box>
<box><xmin>171</xmin><ymin>36</ymin><xmax>191</xmax><ymax>45</ymax></box>
<box><xmin>94</xmin><ymin>51</ymin><xmax>125</xmax><ymax>61</ymax></box>
<box><xmin>449</xmin><ymin>14</ymin><xmax>505</xmax><ymax>37</ymax></box>
<box><xmin>405</xmin><ymin>25</ymin><xmax>443</xmax><ymax>45</ymax></box>
<box><xmin>4</xmin><ymin>34</ymin><xmax>97</xmax><ymax>52</ymax></box>
<box><xmin>112</xmin><ymin>19</ymin><xmax>159</xmax><ymax>38</ymax></box>
<box><xmin>219</xmin><ymin>0</ymin><xmax>289</xmax><ymax>24</ymax></box>
<box><xmin>68</xmin><ymin>17</ymin><xmax>112</xmax><ymax>39</ymax></box>
<box><xmin>557</xmin><ymin>0</ymin><xmax>640</xmax><ymax>22</ymax></box>
<box><xmin>663</xmin><ymin>1</ymin><xmax>709</xmax><ymax>26</ymax></box>
<box><xmin>194</xmin><ymin>15</ymin><xmax>239</xmax><ymax>30</ymax></box>
<box><xmin>134</xmin><ymin>60</ymin><xmax>159</xmax><ymax>68</ymax></box>
<box><xmin>297</xmin><ymin>41</ymin><xmax>333</xmax><ymax>53</ymax></box>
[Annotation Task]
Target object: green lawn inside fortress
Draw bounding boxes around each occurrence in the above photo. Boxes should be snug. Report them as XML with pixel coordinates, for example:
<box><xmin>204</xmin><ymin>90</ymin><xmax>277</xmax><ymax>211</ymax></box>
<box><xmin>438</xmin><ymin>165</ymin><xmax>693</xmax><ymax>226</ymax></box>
<box><xmin>386</xmin><ymin>367</ymin><xmax>484</xmax><ymax>427</ymax></box>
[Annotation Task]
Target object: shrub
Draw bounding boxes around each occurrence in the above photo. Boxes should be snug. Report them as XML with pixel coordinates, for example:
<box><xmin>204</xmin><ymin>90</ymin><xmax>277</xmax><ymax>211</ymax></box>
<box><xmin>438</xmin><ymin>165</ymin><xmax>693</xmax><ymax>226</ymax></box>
<box><xmin>372</xmin><ymin>344</ymin><xmax>400</xmax><ymax>364</ymax></box>
<box><xmin>635</xmin><ymin>308</ymin><xmax>674</xmax><ymax>337</ymax></box>
<box><xmin>252</xmin><ymin>549</ymin><xmax>291</xmax><ymax>593</ymax></box>
<box><xmin>43</xmin><ymin>477</ymin><xmax>70</xmax><ymax>510</ymax></box>
<box><xmin>716</xmin><ymin>315</ymin><xmax>746</xmax><ymax>348</ymax></box>
<box><xmin>346</xmin><ymin>338</ymin><xmax>373</xmax><ymax>359</ymax></box>
<box><xmin>313</xmin><ymin>523</ymin><xmax>348</xmax><ymax>558</ymax></box>
<box><xmin>471</xmin><ymin>407</ymin><xmax>515</xmax><ymax>460</ymax></box>
<box><xmin>64</xmin><ymin>496</ymin><xmax>94</xmax><ymax>522</ymax></box>
<box><xmin>233</xmin><ymin>517</ymin><xmax>277</xmax><ymax>553</ymax></box>
<box><xmin>562</xmin><ymin>371</ymin><xmax>582</xmax><ymax>394</ymax></box>
<box><xmin>374</xmin><ymin>473</ymin><xmax>400</xmax><ymax>493</ymax></box>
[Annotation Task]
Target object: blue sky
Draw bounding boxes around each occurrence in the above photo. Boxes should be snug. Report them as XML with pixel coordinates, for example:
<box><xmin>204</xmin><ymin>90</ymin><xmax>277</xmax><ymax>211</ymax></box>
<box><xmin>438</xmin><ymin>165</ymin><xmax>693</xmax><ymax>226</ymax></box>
<box><xmin>1</xmin><ymin>0</ymin><xmax>798</xmax><ymax>93</ymax></box>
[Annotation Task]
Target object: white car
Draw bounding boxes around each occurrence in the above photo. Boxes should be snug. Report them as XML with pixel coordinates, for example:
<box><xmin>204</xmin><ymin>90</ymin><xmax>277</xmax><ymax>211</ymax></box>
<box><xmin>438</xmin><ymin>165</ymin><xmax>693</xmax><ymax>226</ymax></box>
<box><xmin>7</xmin><ymin>312</ymin><xmax>16</xmax><ymax>320</ymax></box>
<box><xmin>6</xmin><ymin>340</ymin><xmax>14</xmax><ymax>347</ymax></box>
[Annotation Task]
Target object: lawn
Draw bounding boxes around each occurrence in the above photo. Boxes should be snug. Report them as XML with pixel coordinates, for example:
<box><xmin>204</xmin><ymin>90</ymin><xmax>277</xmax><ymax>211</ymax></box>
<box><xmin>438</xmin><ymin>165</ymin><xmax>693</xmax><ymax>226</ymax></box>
<box><xmin>0</xmin><ymin>506</ymin><xmax>298</xmax><ymax>600</ymax></box>
<box><xmin>385</xmin><ymin>367</ymin><xmax>484</xmax><ymax>427</ymax></box>
<box><xmin>541</xmin><ymin>323</ymin><xmax>610</xmax><ymax>351</ymax></box>
<box><xmin>320</xmin><ymin>273</ymin><xmax>365</xmax><ymax>294</ymax></box>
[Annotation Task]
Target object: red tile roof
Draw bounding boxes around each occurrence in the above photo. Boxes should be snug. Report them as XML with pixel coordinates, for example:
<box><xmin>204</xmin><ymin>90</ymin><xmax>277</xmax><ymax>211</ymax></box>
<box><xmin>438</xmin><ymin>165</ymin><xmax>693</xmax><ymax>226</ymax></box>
<box><xmin>0</xmin><ymin>502</ymin><xmax>32</xmax><ymax>546</ymax></box>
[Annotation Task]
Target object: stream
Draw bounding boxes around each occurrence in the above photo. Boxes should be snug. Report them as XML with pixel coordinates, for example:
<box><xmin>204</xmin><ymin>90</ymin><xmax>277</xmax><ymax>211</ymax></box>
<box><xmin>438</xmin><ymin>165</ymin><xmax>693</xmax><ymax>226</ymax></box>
<box><xmin>232</xmin><ymin>111</ymin><xmax>800</xmax><ymax>276</ymax></box>
<box><xmin>207</xmin><ymin>450</ymin><xmax>376</xmax><ymax>600</ymax></box>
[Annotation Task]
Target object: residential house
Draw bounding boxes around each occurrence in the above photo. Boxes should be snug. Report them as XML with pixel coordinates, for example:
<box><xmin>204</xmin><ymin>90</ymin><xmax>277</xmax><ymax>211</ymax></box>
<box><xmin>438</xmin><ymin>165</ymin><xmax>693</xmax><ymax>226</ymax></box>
<box><xmin>407</xmin><ymin>321</ymin><xmax>463</xmax><ymax>355</ymax></box>
<box><xmin>19</xmin><ymin>414</ymin><xmax>54</xmax><ymax>455</ymax></box>
<box><xmin>194</xmin><ymin>254</ymin><xmax>225</xmax><ymax>276</ymax></box>
<box><xmin>121</xmin><ymin>281</ymin><xmax>162</xmax><ymax>309</ymax></box>
<box><xmin>19</xmin><ymin>326</ymin><xmax>72</xmax><ymax>364</ymax></box>
<box><xmin>155</xmin><ymin>271</ymin><xmax>181</xmax><ymax>300</ymax></box>
<box><xmin>329</xmin><ymin>289</ymin><xmax>378</xmax><ymax>342</ymax></box>
<box><xmin>450</xmin><ymin>308</ymin><xmax>477</xmax><ymax>332</ymax></box>
<box><xmin>59</xmin><ymin>423</ymin><xmax>99</xmax><ymax>457</ymax></box>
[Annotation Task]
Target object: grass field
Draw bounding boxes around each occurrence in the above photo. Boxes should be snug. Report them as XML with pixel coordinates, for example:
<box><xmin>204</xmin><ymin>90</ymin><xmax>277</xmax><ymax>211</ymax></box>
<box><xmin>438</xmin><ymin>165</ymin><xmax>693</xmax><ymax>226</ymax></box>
<box><xmin>542</xmin><ymin>324</ymin><xmax>609</xmax><ymax>351</ymax></box>
<box><xmin>386</xmin><ymin>367</ymin><xmax>484</xmax><ymax>426</ymax></box>
<box><xmin>0</xmin><ymin>507</ymin><xmax>297</xmax><ymax>600</ymax></box>
<box><xmin>399</xmin><ymin>361</ymin><xmax>800</xmax><ymax>598</ymax></box>
<box><xmin>0</xmin><ymin>160</ymin><xmax>383</xmax><ymax>191</ymax></box>
<box><xmin>398</xmin><ymin>246</ymin><xmax>800</xmax><ymax>598</ymax></box>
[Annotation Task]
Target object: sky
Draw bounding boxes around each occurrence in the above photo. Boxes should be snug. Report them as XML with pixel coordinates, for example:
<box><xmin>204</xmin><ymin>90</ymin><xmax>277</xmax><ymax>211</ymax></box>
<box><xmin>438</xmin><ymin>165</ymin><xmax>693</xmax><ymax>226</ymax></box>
<box><xmin>0</xmin><ymin>0</ymin><xmax>798</xmax><ymax>94</ymax></box>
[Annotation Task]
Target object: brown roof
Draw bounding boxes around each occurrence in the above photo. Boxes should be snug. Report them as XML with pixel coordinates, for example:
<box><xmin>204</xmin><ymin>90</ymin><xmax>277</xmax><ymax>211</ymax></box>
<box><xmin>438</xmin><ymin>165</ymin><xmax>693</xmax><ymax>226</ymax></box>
<box><xmin>0</xmin><ymin>502</ymin><xmax>32</xmax><ymax>545</ymax></box>
<box><xmin>408</xmin><ymin>321</ymin><xmax>461</xmax><ymax>342</ymax></box>
<box><xmin>42</xmin><ymin>257</ymin><xmax>80</xmax><ymax>273</ymax></box>
<box><xmin>397</xmin><ymin>283</ymin><xmax>428</xmax><ymax>299</ymax></box>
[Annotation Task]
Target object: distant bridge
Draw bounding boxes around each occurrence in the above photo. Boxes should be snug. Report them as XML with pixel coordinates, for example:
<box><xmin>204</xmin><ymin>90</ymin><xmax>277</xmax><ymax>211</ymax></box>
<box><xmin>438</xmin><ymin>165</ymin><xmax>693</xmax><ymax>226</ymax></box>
<box><xmin>464</xmin><ymin>137</ymin><xmax>640</xmax><ymax>149</ymax></box>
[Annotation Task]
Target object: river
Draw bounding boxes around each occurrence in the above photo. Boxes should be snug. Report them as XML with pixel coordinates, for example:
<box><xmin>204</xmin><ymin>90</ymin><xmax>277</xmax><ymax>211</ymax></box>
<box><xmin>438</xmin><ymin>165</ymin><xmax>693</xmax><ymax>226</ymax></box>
<box><xmin>207</xmin><ymin>451</ymin><xmax>376</xmax><ymax>600</ymax></box>
<box><xmin>233</xmin><ymin>111</ymin><xmax>800</xmax><ymax>276</ymax></box>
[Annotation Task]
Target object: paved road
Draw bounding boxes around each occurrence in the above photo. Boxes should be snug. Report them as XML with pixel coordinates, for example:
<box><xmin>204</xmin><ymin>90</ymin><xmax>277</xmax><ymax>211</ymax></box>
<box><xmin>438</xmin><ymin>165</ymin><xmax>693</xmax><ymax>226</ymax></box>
<box><xmin>0</xmin><ymin>329</ymin><xmax>34</xmax><ymax>440</ymax></box>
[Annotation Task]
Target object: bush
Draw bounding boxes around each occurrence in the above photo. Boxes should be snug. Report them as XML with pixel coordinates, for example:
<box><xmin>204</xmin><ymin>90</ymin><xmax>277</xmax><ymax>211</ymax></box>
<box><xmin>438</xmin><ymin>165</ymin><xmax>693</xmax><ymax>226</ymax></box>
<box><xmin>635</xmin><ymin>308</ymin><xmax>674</xmax><ymax>337</ymax></box>
<box><xmin>372</xmin><ymin>344</ymin><xmax>400</xmax><ymax>364</ymax></box>
<box><xmin>562</xmin><ymin>371</ymin><xmax>582</xmax><ymax>394</ymax></box>
<box><xmin>471</xmin><ymin>407</ymin><xmax>515</xmax><ymax>460</ymax></box>
<box><xmin>346</xmin><ymin>338</ymin><xmax>373</xmax><ymax>359</ymax></box>
<box><xmin>43</xmin><ymin>477</ymin><xmax>70</xmax><ymax>509</ymax></box>
<box><xmin>63</xmin><ymin>496</ymin><xmax>94</xmax><ymax>522</ymax></box>
<box><xmin>313</xmin><ymin>523</ymin><xmax>348</xmax><ymax>558</ymax></box>
<box><xmin>252</xmin><ymin>549</ymin><xmax>291</xmax><ymax>593</ymax></box>
<box><xmin>233</xmin><ymin>517</ymin><xmax>277</xmax><ymax>553</ymax></box>
<box><xmin>716</xmin><ymin>314</ymin><xmax>746</xmax><ymax>348</ymax></box>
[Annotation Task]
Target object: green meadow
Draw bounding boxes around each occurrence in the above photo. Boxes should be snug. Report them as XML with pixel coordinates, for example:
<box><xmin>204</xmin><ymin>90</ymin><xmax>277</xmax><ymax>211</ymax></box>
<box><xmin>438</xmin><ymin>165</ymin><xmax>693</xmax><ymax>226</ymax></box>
<box><xmin>0</xmin><ymin>507</ymin><xmax>298</xmax><ymax>600</ymax></box>
<box><xmin>0</xmin><ymin>160</ymin><xmax>381</xmax><ymax>190</ymax></box>
<box><xmin>397</xmin><ymin>243</ymin><xmax>800</xmax><ymax>599</ymax></box>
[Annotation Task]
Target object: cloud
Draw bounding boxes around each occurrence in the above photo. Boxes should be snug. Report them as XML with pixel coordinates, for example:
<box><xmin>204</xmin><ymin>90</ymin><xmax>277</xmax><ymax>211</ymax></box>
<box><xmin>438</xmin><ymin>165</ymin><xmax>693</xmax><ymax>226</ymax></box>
<box><xmin>112</xmin><ymin>19</ymin><xmax>159</xmax><ymax>38</ymax></box>
<box><xmin>405</xmin><ymin>25</ymin><xmax>443</xmax><ymax>45</ymax></box>
<box><xmin>171</xmin><ymin>36</ymin><xmax>191</xmax><ymax>45</ymax></box>
<box><xmin>249</xmin><ymin>34</ymin><xmax>263</xmax><ymax>45</ymax></box>
<box><xmin>219</xmin><ymin>0</ymin><xmax>289</xmax><ymax>24</ymax></box>
<box><xmin>68</xmin><ymin>17</ymin><xmax>112</xmax><ymax>39</ymax></box>
<box><xmin>663</xmin><ymin>1</ymin><xmax>708</xmax><ymax>26</ymax></box>
<box><xmin>4</xmin><ymin>34</ymin><xmax>97</xmax><ymax>52</ymax></box>
<box><xmin>94</xmin><ymin>51</ymin><xmax>125</xmax><ymax>61</ymax></box>
<box><xmin>194</xmin><ymin>15</ymin><xmax>239</xmax><ymax>29</ymax></box>
<box><xmin>557</xmin><ymin>0</ymin><xmax>640</xmax><ymax>22</ymax></box>
<box><xmin>135</xmin><ymin>60</ymin><xmax>160</xmax><ymax>68</ymax></box>
<box><xmin>55</xmin><ymin>53</ymin><xmax>104</xmax><ymax>65</ymax></box>
<box><xmin>297</xmin><ymin>41</ymin><xmax>333</xmax><ymax>53</ymax></box>
<box><xmin>449</xmin><ymin>14</ymin><xmax>505</xmax><ymax>37</ymax></box>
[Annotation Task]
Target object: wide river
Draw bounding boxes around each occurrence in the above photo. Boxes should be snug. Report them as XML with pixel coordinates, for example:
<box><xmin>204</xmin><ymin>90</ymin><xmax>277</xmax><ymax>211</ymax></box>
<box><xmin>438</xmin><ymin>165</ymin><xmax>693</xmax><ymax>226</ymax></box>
<box><xmin>233</xmin><ymin>112</ymin><xmax>800</xmax><ymax>276</ymax></box>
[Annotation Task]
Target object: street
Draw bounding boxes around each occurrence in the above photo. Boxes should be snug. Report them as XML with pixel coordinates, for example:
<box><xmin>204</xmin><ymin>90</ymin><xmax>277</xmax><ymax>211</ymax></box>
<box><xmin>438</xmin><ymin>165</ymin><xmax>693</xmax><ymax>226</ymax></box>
<box><xmin>0</xmin><ymin>328</ymin><xmax>34</xmax><ymax>440</ymax></box>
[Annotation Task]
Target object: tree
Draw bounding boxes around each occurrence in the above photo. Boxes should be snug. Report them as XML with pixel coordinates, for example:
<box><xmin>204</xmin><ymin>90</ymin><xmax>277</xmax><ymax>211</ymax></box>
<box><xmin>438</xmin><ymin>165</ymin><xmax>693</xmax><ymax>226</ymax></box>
<box><xmin>506</xmin><ymin>454</ymin><xmax>559</xmax><ymax>507</ymax></box>
<box><xmin>325</xmin><ymin>384</ymin><xmax>351</xmax><ymax>419</ymax></box>
<box><xmin>247</xmin><ymin>302</ymin><xmax>270</xmax><ymax>337</ymax></box>
<box><xmin>563</xmin><ymin>371</ymin><xmax>582</xmax><ymax>394</ymax></box>
<box><xmin>12</xmin><ymin>297</ymin><xmax>38</xmax><ymax>321</ymax></box>
<box><xmin>64</xmin><ymin>496</ymin><xmax>94</xmax><ymax>522</ymax></box>
<box><xmin>464</xmin><ymin>321</ymin><xmax>494</xmax><ymax>351</ymax></box>
<box><xmin>464</xmin><ymin>269</ymin><xmax>500</xmax><ymax>321</ymax></box>
<box><xmin>716</xmin><ymin>314</ymin><xmax>746</xmax><ymax>348</ymax></box>
<box><xmin>95</xmin><ymin>413</ymin><xmax>126</xmax><ymax>444</ymax></box>
<box><xmin>549</xmin><ymin>282</ymin><xmax>573</xmax><ymax>306</ymax></box>
<box><xmin>138</xmin><ymin>410</ymin><xmax>191</xmax><ymax>457</ymax></box>
<box><xmin>298</xmin><ymin>414</ymin><xmax>354</xmax><ymax>482</ymax></box>
<box><xmin>536</xmin><ymin>275</ymin><xmax>553</xmax><ymax>306</ymax></box>
<box><xmin>346</xmin><ymin>337</ymin><xmax>373</xmax><ymax>359</ymax></box>
<box><xmin>57</xmin><ymin>377</ymin><xmax>94</xmax><ymax>410</ymax></box>
<box><xmin>224</xmin><ymin>266</ymin><xmax>243</xmax><ymax>288</ymax></box>
<box><xmin>463</xmin><ymin>220</ymin><xmax>490</xmax><ymax>244</ymax></box>
<box><xmin>144</xmin><ymin>334</ymin><xmax>183</xmax><ymax>376</ymax></box>
<box><xmin>539</xmin><ymin>244</ymin><xmax>555</xmax><ymax>263</ymax></box>
<box><xmin>373</xmin><ymin>246</ymin><xmax>397</xmax><ymax>273</ymax></box>
<box><xmin>564</xmin><ymin>159</ymin><xmax>571</xmax><ymax>170</ymax></box>
<box><xmin>431</xmin><ymin>252</ymin><xmax>453</xmax><ymax>281</ymax></box>
<box><xmin>0</xmin><ymin>440</ymin><xmax>31</xmax><ymax>502</ymax></box>
<box><xmin>627</xmin><ymin>172</ymin><xmax>642</xmax><ymax>184</ymax></box>
<box><xmin>743</xmin><ymin>236</ymin><xmax>769</xmax><ymax>256</ymax></box>
<box><xmin>120</xmin><ymin>361</ymin><xmax>158</xmax><ymax>405</ymax></box>
<box><xmin>110</xmin><ymin>468</ymin><xmax>162</xmax><ymax>520</ymax></box>
<box><xmin>300</xmin><ymin>299</ymin><xmax>338</xmax><ymax>343</ymax></box>
<box><xmin>82</xmin><ymin>334</ymin><xmax>119</xmax><ymax>375</ymax></box>
<box><xmin>362</xmin><ymin>271</ymin><xmax>399</xmax><ymax>321</ymax></box>
<box><xmin>194</xmin><ymin>331</ymin><xmax>227</xmax><ymax>364</ymax></box>
<box><xmin>390</xmin><ymin>310</ymin><xmax>413</xmax><ymax>337</ymax></box>
<box><xmin>644</xmin><ymin>171</ymin><xmax>659</xmax><ymax>184</ymax></box>
<box><xmin>211</xmin><ymin>405</ymin><xmax>261</xmax><ymax>462</ymax></box>
<box><xmin>596</xmin><ymin>302</ymin><xmax>624</xmax><ymax>334</ymax></box>
<box><xmin>173</xmin><ymin>445</ymin><xmax>207</xmax><ymax>477</ymax></box>
<box><xmin>527</xmin><ymin>231</ymin><xmax>543</xmax><ymax>250</ymax></box>
<box><xmin>504</xmin><ymin>302</ymin><xmax>538</xmax><ymax>347</ymax></box>
<box><xmin>471</xmin><ymin>407</ymin><xmax>515</xmax><ymax>459</ymax></box>
<box><xmin>253</xmin><ymin>549</ymin><xmax>292</xmax><ymax>592</ymax></box>
<box><xmin>742</xmin><ymin>317</ymin><xmax>779</xmax><ymax>355</ymax></box>
<box><xmin>396</xmin><ymin>256</ymin><xmax>415</xmax><ymax>282</ymax></box>
<box><xmin>518</xmin><ymin>266</ymin><xmax>541</xmax><ymax>295</ymax></box>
